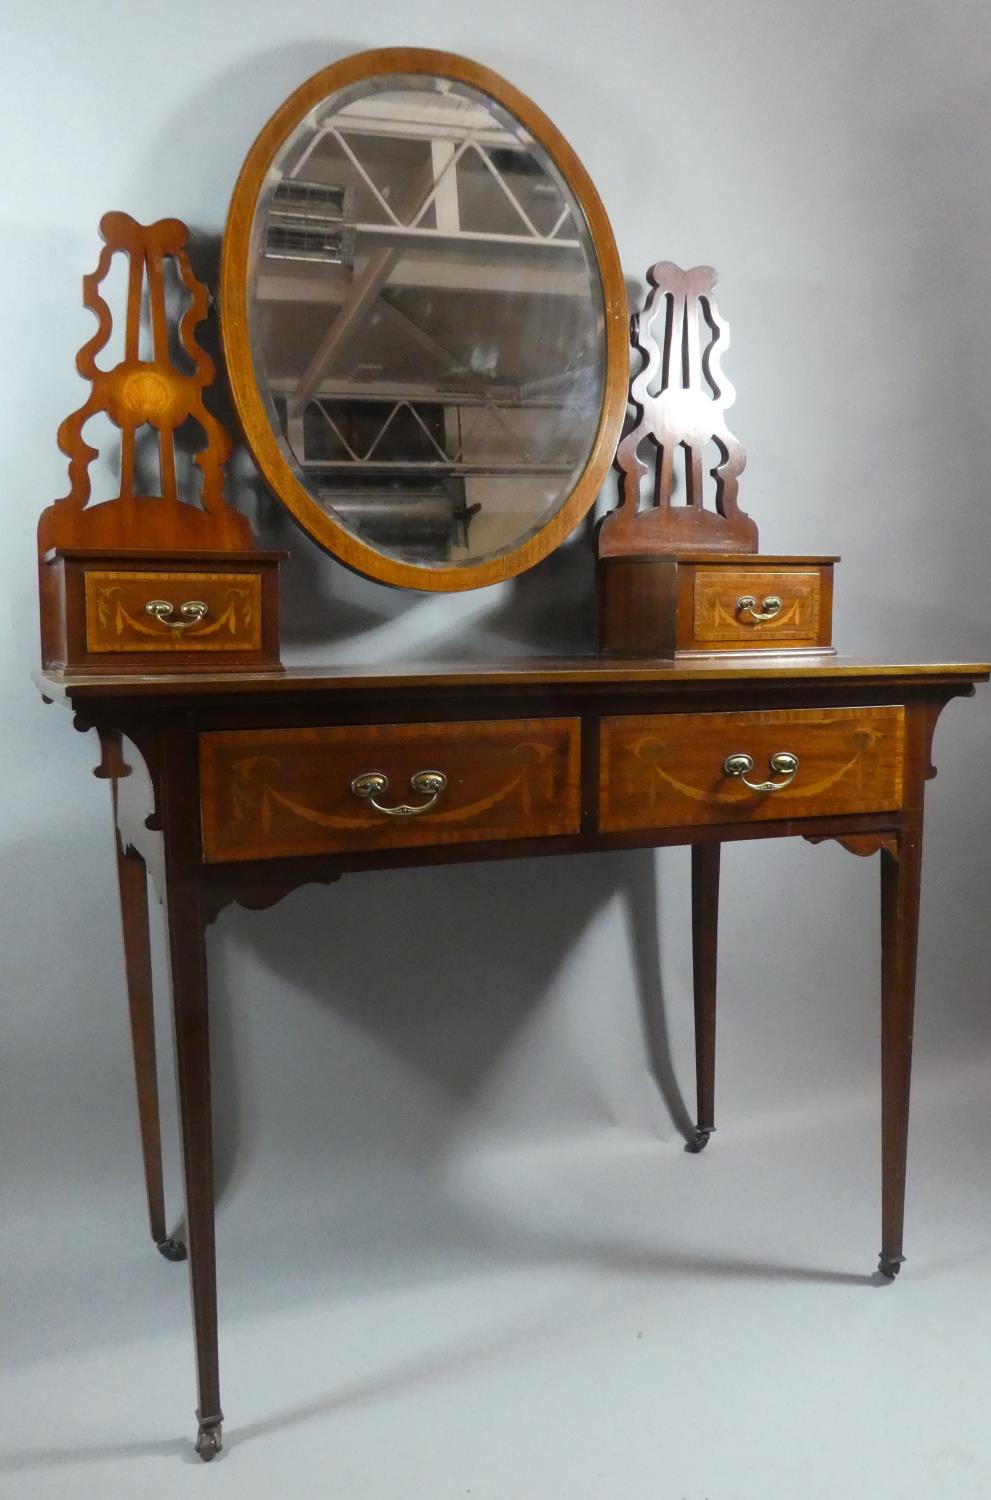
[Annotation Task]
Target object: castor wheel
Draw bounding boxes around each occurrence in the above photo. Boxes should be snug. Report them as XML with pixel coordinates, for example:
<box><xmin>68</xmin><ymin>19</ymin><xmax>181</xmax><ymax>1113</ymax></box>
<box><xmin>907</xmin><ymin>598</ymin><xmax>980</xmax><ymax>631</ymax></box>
<box><xmin>195</xmin><ymin>1421</ymin><xmax>223</xmax><ymax>1461</ymax></box>
<box><xmin>685</xmin><ymin>1127</ymin><xmax>712</xmax><ymax>1154</ymax></box>
<box><xmin>877</xmin><ymin>1252</ymin><xmax>906</xmax><ymax>1279</ymax></box>
<box><xmin>156</xmin><ymin>1236</ymin><xmax>187</xmax><ymax>1262</ymax></box>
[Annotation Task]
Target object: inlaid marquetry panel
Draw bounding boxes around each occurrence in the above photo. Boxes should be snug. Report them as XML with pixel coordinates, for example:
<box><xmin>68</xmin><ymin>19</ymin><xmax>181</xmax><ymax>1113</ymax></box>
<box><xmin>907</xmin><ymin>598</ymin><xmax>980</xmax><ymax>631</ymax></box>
<box><xmin>691</xmin><ymin>568</ymin><xmax>821</xmax><ymax>645</ymax></box>
<box><xmin>199</xmin><ymin>718</ymin><xmax>581</xmax><ymax>862</ymax></box>
<box><xmin>84</xmin><ymin>570</ymin><xmax>261</xmax><ymax>653</ymax></box>
<box><xmin>599</xmin><ymin>705</ymin><xmax>904</xmax><ymax>831</ymax></box>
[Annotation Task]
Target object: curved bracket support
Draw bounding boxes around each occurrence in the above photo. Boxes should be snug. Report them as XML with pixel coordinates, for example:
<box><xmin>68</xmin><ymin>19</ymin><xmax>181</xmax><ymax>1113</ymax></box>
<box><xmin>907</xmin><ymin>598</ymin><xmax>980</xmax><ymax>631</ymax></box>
<box><xmin>917</xmin><ymin>684</ymin><xmax>976</xmax><ymax>782</ymax></box>
<box><xmin>75</xmin><ymin>718</ymin><xmax>131</xmax><ymax>781</ymax></box>
<box><xmin>73</xmin><ymin>716</ymin><xmax>165</xmax><ymax>857</ymax></box>
<box><xmin>202</xmin><ymin>871</ymin><xmax>344</xmax><ymax>926</ymax></box>
<box><xmin>805</xmin><ymin>833</ymin><xmax>898</xmax><ymax>859</ymax></box>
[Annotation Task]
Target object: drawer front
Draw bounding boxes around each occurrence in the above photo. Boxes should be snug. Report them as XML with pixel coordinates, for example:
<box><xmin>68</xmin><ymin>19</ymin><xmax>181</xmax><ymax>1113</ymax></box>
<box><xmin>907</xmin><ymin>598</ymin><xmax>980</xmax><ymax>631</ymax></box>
<box><xmin>691</xmin><ymin>568</ymin><xmax>822</xmax><ymax>646</ymax></box>
<box><xmin>599</xmin><ymin>706</ymin><xmax>904</xmax><ymax>831</ymax></box>
<box><xmin>200</xmin><ymin>718</ymin><xmax>581</xmax><ymax>862</ymax></box>
<box><xmin>84</xmin><ymin>570</ymin><xmax>262</xmax><ymax>653</ymax></box>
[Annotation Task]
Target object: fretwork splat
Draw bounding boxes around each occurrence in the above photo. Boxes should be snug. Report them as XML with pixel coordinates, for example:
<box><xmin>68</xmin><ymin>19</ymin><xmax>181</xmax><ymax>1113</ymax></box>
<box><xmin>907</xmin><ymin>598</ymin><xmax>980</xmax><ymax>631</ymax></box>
<box><xmin>598</xmin><ymin>261</ymin><xmax>758</xmax><ymax>557</ymax></box>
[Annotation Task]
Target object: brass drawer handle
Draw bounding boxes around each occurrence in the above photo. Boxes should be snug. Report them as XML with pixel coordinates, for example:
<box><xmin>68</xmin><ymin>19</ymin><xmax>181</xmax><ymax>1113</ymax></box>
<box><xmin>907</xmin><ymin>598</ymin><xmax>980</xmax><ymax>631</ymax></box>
<box><xmin>350</xmin><ymin>769</ymin><xmax>447</xmax><ymax>817</ymax></box>
<box><xmin>723</xmin><ymin>750</ymin><xmax>799</xmax><ymax>792</ymax></box>
<box><xmin>736</xmin><ymin>593</ymin><xmax>782</xmax><ymax>622</ymax></box>
<box><xmin>145</xmin><ymin>598</ymin><xmax>209</xmax><ymax>634</ymax></box>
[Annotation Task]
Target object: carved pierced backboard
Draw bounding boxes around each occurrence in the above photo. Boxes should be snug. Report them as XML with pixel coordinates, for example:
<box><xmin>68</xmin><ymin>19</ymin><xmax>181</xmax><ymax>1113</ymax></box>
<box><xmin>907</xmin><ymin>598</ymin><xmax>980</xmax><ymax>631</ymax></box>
<box><xmin>597</xmin><ymin>262</ymin><xmax>758</xmax><ymax>557</ymax></box>
<box><xmin>37</xmin><ymin>212</ymin><xmax>252</xmax><ymax>558</ymax></box>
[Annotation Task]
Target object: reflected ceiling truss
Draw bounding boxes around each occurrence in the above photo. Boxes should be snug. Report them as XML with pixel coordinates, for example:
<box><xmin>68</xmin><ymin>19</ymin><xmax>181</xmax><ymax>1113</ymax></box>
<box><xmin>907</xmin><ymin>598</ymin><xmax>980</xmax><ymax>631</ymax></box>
<box><xmin>296</xmin><ymin>101</ymin><xmax>581</xmax><ymax>251</ymax></box>
<box><xmin>262</xmin><ymin>97</ymin><xmax>590</xmax><ymax>483</ymax></box>
<box><xmin>296</xmin><ymin>390</ymin><xmax>579</xmax><ymax>478</ymax></box>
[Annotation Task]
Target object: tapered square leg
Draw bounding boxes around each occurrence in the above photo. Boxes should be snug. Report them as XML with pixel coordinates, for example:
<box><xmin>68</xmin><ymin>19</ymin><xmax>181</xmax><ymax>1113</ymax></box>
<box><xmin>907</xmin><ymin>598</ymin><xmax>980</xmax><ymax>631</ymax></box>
<box><xmin>114</xmin><ymin>829</ymin><xmax>185</xmax><ymax>1262</ymax></box>
<box><xmin>163</xmin><ymin>874</ymin><xmax>222</xmax><ymax>1458</ymax></box>
<box><xmin>687</xmin><ymin>842</ymin><xmax>720</xmax><ymax>1153</ymax></box>
<box><xmin>878</xmin><ymin>829</ymin><xmax>923</xmax><ymax>1278</ymax></box>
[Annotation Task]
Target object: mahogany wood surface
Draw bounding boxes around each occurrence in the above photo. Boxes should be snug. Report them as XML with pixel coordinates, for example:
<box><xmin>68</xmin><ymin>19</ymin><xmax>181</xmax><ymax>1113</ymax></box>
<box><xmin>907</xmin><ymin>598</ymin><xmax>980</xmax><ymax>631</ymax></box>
<box><xmin>599</xmin><ymin>706</ymin><xmax>904</xmax><ymax>831</ymax></box>
<box><xmin>690</xmin><ymin>567</ymin><xmax>823</xmax><ymax>646</ymax></box>
<box><xmin>114</xmin><ymin>824</ymin><xmax>175</xmax><ymax>1255</ymax></box>
<box><xmin>85</xmin><ymin>570</ymin><xmax>262</xmax><ymax>654</ymax></box>
<box><xmin>163</xmin><ymin>866</ymin><xmax>223</xmax><ymax>1459</ymax></box>
<box><xmin>598</xmin><ymin>263</ymin><xmax>757</xmax><ymax>558</ymax></box>
<box><xmin>46</xmin><ymin>551</ymin><xmax>283</xmax><ymax>672</ymax></box>
<box><xmin>34</xmin><ymin>654</ymin><xmax>990</xmax><ymax>700</ymax></box>
<box><xmin>35</xmin><ymin>214</ymin><xmax>288</xmax><ymax>681</ymax></box>
<box><xmin>688</xmin><ymin>843</ymin><xmax>719</xmax><ymax>1154</ymax></box>
<box><xmin>37</xmin><ymin>214</ymin><xmax>256</xmax><ymax>662</ymax></box>
<box><xmin>36</xmin><ymin>213</ymin><xmax>250</xmax><ymax>546</ymax></box>
<box><xmin>806</xmin><ymin>832</ymin><xmax>898</xmax><ymax>858</ymax></box>
<box><xmin>200</xmin><ymin>718</ymin><xmax>581</xmax><ymax>861</ymax></box>
<box><xmin>880</xmin><ymin>830</ymin><xmax>923</xmax><ymax>1278</ymax></box>
<box><xmin>33</xmin><ymin>653</ymin><xmax>990</xmax><ymax>1457</ymax></box>
<box><xmin>598</xmin><ymin>556</ymin><xmax>835</xmax><ymax>656</ymax></box>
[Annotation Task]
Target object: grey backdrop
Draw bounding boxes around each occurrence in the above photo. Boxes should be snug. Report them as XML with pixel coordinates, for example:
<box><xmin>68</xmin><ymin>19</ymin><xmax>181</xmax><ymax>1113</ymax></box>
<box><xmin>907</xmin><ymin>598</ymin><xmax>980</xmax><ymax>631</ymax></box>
<box><xmin>3</xmin><ymin>2</ymin><xmax>991</xmax><ymax>1496</ymax></box>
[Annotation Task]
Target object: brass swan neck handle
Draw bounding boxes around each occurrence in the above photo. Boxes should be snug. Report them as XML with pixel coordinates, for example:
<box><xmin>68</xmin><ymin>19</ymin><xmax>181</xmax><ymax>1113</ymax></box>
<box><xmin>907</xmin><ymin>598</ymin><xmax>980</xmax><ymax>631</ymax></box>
<box><xmin>350</xmin><ymin>769</ymin><xmax>447</xmax><ymax>817</ymax></box>
<box><xmin>723</xmin><ymin>751</ymin><xmax>799</xmax><ymax>792</ymax></box>
<box><xmin>145</xmin><ymin>598</ymin><xmax>209</xmax><ymax>629</ymax></box>
<box><xmin>736</xmin><ymin>593</ymin><xmax>783</xmax><ymax>623</ymax></box>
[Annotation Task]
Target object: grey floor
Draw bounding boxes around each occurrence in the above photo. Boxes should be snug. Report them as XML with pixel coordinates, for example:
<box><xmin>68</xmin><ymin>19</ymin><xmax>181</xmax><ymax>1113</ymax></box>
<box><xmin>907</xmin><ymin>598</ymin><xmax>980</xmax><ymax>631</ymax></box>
<box><xmin>3</xmin><ymin>1053</ymin><xmax>990</xmax><ymax>1500</ymax></box>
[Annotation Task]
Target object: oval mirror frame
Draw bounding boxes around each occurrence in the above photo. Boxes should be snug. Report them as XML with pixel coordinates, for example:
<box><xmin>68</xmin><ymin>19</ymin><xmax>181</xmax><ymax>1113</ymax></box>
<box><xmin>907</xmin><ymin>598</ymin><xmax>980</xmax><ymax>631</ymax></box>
<box><xmin>220</xmin><ymin>47</ymin><xmax>628</xmax><ymax>592</ymax></box>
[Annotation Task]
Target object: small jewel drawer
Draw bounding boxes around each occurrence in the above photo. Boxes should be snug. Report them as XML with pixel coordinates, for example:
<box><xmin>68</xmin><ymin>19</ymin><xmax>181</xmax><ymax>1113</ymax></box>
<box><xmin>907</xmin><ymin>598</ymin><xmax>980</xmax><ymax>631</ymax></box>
<box><xmin>198</xmin><ymin>718</ymin><xmax>582</xmax><ymax>862</ymax></box>
<box><xmin>86</xmin><ymin>569</ymin><xmax>262</xmax><ymax>653</ymax></box>
<box><xmin>597</xmin><ymin>554</ymin><xmax>837</xmax><ymax>656</ymax></box>
<box><xmin>598</xmin><ymin>705</ymin><xmax>904</xmax><ymax>831</ymax></box>
<box><xmin>42</xmin><ymin>549</ymin><xmax>284</xmax><ymax>671</ymax></box>
<box><xmin>689</xmin><ymin>564</ymin><xmax>830</xmax><ymax>649</ymax></box>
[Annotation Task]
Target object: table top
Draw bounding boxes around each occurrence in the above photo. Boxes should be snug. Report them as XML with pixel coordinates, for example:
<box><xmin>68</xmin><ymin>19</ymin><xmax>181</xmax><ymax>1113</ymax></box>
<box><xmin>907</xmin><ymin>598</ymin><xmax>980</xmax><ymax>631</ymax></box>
<box><xmin>35</xmin><ymin>655</ymin><xmax>991</xmax><ymax>704</ymax></box>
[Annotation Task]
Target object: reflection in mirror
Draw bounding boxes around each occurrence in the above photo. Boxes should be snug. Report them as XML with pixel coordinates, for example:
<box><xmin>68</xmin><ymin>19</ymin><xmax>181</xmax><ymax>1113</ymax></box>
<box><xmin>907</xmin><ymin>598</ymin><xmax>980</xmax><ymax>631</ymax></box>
<box><xmin>248</xmin><ymin>74</ymin><xmax>607</xmax><ymax>568</ymax></box>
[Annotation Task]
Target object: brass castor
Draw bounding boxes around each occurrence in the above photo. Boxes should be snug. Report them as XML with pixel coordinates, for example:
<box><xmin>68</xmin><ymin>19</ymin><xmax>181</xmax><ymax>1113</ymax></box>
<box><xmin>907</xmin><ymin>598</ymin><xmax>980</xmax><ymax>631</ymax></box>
<box><xmin>685</xmin><ymin>1127</ymin><xmax>712</xmax><ymax>1154</ymax></box>
<box><xmin>195</xmin><ymin>1421</ymin><xmax>223</xmax><ymax>1461</ymax></box>
<box><xmin>877</xmin><ymin>1252</ymin><xmax>906</xmax><ymax>1279</ymax></box>
<box><xmin>156</xmin><ymin>1236</ymin><xmax>187</xmax><ymax>1262</ymax></box>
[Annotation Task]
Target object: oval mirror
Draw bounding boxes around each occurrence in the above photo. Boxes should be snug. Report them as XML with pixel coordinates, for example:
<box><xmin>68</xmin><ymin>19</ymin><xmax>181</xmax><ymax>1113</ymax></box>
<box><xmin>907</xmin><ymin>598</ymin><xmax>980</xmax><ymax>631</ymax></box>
<box><xmin>221</xmin><ymin>49</ymin><xmax>627</xmax><ymax>591</ymax></box>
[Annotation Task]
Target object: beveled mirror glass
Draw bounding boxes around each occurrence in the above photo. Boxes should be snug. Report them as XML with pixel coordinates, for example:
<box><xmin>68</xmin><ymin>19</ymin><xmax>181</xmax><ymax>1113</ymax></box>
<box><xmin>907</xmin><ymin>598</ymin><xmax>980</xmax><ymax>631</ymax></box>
<box><xmin>222</xmin><ymin>50</ymin><xmax>627</xmax><ymax>590</ymax></box>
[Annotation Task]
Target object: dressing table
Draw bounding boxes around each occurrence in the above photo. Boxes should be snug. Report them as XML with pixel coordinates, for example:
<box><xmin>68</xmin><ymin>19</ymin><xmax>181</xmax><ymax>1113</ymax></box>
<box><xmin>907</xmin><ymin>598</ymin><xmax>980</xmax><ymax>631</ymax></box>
<box><xmin>31</xmin><ymin>48</ymin><xmax>990</xmax><ymax>1461</ymax></box>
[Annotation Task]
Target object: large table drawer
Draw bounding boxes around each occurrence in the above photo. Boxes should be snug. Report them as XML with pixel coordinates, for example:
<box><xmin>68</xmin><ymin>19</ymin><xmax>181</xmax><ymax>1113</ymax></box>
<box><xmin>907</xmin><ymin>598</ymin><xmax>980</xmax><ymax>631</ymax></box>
<box><xmin>599</xmin><ymin>706</ymin><xmax>905</xmax><ymax>831</ymax></box>
<box><xmin>200</xmin><ymin>718</ymin><xmax>581</xmax><ymax>862</ymax></box>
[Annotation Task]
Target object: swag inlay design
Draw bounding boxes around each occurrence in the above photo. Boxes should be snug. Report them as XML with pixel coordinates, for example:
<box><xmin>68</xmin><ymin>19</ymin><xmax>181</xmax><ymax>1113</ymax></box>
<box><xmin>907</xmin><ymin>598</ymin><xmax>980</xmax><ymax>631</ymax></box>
<box><xmin>597</xmin><ymin>707</ymin><xmax>906</xmax><ymax>832</ymax></box>
<box><xmin>86</xmin><ymin>574</ymin><xmax>258</xmax><ymax>651</ymax></box>
<box><xmin>229</xmin><ymin>741</ymin><xmax>556</xmax><ymax>833</ymax></box>
<box><xmin>630</xmin><ymin>726</ymin><xmax>885</xmax><ymax>808</ymax></box>
<box><xmin>199</xmin><ymin>718</ymin><xmax>582</xmax><ymax>862</ymax></box>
